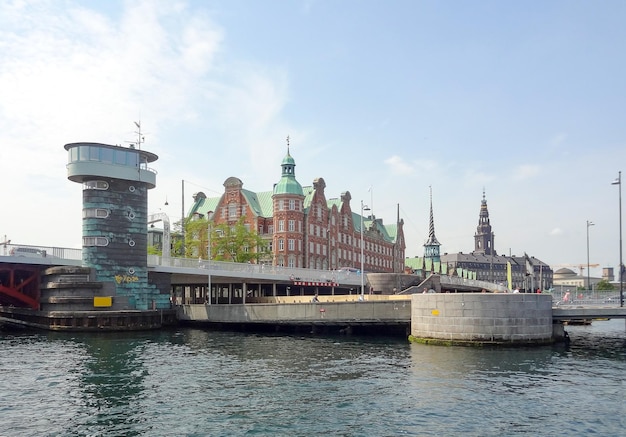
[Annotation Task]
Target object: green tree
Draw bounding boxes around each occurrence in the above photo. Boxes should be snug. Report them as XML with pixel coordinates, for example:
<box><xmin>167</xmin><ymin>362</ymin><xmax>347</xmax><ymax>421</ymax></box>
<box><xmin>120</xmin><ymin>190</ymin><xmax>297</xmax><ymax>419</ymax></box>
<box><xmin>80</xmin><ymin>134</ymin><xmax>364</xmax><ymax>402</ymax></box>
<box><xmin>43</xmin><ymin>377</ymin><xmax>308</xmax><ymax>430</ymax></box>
<box><xmin>147</xmin><ymin>245</ymin><xmax>161</xmax><ymax>256</ymax></box>
<box><xmin>186</xmin><ymin>216</ymin><xmax>210</xmax><ymax>259</ymax></box>
<box><xmin>210</xmin><ymin>217</ymin><xmax>268</xmax><ymax>263</ymax></box>
<box><xmin>184</xmin><ymin>216</ymin><xmax>268</xmax><ymax>262</ymax></box>
<box><xmin>595</xmin><ymin>279</ymin><xmax>615</xmax><ymax>291</ymax></box>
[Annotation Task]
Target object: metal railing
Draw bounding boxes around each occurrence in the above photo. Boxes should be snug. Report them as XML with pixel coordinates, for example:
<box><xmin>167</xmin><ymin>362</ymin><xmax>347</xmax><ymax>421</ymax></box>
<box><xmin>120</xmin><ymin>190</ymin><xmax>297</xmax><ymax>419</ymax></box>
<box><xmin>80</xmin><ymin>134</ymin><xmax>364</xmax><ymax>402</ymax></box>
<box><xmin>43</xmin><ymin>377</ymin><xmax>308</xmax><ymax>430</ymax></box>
<box><xmin>0</xmin><ymin>244</ymin><xmax>362</xmax><ymax>285</ymax></box>
<box><xmin>441</xmin><ymin>275</ymin><xmax>509</xmax><ymax>292</ymax></box>
<box><xmin>550</xmin><ymin>289</ymin><xmax>623</xmax><ymax>306</ymax></box>
<box><xmin>148</xmin><ymin>255</ymin><xmax>362</xmax><ymax>285</ymax></box>
<box><xmin>0</xmin><ymin>243</ymin><xmax>82</xmax><ymax>260</ymax></box>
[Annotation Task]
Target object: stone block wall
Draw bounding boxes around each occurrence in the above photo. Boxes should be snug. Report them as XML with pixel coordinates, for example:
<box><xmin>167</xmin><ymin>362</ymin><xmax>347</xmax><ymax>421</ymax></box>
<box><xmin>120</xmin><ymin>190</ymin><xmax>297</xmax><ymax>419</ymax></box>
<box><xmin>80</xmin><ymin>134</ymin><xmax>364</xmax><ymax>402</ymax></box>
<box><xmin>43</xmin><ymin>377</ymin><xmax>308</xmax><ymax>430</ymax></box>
<box><xmin>411</xmin><ymin>293</ymin><xmax>554</xmax><ymax>344</ymax></box>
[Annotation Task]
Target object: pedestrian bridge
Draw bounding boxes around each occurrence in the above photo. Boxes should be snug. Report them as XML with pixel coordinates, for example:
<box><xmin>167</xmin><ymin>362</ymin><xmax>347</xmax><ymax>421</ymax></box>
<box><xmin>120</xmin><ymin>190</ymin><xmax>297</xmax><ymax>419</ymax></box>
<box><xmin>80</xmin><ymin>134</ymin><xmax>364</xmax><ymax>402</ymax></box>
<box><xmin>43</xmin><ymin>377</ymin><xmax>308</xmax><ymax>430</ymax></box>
<box><xmin>0</xmin><ymin>243</ymin><xmax>507</xmax><ymax>296</ymax></box>
<box><xmin>552</xmin><ymin>305</ymin><xmax>626</xmax><ymax>321</ymax></box>
<box><xmin>0</xmin><ymin>243</ymin><xmax>363</xmax><ymax>285</ymax></box>
<box><xmin>2</xmin><ymin>244</ymin><xmax>625</xmax><ymax>324</ymax></box>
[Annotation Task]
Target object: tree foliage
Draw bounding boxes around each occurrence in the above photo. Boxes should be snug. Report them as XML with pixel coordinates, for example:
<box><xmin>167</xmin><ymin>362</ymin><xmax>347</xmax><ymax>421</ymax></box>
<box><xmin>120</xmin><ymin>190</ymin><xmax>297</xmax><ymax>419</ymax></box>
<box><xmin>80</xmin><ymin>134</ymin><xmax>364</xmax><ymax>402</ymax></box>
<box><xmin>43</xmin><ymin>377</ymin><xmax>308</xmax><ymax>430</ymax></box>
<box><xmin>184</xmin><ymin>216</ymin><xmax>268</xmax><ymax>262</ymax></box>
<box><xmin>595</xmin><ymin>279</ymin><xmax>615</xmax><ymax>291</ymax></box>
<box><xmin>147</xmin><ymin>245</ymin><xmax>161</xmax><ymax>256</ymax></box>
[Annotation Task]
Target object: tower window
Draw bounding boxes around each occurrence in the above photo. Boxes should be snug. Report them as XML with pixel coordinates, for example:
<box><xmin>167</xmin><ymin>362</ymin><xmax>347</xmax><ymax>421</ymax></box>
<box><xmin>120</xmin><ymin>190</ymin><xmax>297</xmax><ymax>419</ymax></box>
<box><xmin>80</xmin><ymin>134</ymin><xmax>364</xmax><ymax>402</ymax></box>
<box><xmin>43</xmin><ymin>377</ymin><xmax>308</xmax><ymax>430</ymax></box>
<box><xmin>83</xmin><ymin>236</ymin><xmax>109</xmax><ymax>246</ymax></box>
<box><xmin>83</xmin><ymin>180</ymin><xmax>109</xmax><ymax>190</ymax></box>
<box><xmin>83</xmin><ymin>208</ymin><xmax>109</xmax><ymax>218</ymax></box>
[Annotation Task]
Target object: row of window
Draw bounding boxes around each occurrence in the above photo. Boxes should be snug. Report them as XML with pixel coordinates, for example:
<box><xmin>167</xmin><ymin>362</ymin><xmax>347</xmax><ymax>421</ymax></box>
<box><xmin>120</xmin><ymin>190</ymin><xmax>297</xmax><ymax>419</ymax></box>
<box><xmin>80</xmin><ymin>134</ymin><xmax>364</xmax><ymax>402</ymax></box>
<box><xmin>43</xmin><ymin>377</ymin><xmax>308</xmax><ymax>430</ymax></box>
<box><xmin>69</xmin><ymin>144</ymin><xmax>144</xmax><ymax>168</ymax></box>
<box><xmin>275</xmin><ymin>255</ymin><xmax>297</xmax><ymax>268</ymax></box>
<box><xmin>83</xmin><ymin>208</ymin><xmax>138</xmax><ymax>221</ymax></box>
<box><xmin>81</xmin><ymin>180</ymin><xmax>140</xmax><ymax>195</ymax></box>
<box><xmin>276</xmin><ymin>238</ymin><xmax>301</xmax><ymax>252</ymax></box>
<box><xmin>83</xmin><ymin>237</ymin><xmax>136</xmax><ymax>247</ymax></box>
<box><xmin>277</xmin><ymin>199</ymin><xmax>301</xmax><ymax>211</ymax></box>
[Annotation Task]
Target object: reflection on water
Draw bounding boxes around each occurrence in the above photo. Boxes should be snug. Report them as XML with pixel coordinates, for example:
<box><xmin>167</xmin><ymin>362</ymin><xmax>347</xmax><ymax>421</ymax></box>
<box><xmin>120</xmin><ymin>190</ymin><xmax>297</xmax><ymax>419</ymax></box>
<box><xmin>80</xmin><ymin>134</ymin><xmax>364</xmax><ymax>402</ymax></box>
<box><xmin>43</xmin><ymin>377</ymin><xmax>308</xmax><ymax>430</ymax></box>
<box><xmin>0</xmin><ymin>320</ymin><xmax>624</xmax><ymax>436</ymax></box>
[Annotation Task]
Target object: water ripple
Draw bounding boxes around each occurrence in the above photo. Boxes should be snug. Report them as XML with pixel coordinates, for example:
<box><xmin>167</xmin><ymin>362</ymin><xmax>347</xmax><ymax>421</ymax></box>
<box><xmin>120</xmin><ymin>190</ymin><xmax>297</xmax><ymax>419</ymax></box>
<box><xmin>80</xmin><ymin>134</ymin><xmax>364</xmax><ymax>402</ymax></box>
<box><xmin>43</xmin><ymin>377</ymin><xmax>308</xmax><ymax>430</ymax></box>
<box><xmin>0</xmin><ymin>320</ymin><xmax>624</xmax><ymax>436</ymax></box>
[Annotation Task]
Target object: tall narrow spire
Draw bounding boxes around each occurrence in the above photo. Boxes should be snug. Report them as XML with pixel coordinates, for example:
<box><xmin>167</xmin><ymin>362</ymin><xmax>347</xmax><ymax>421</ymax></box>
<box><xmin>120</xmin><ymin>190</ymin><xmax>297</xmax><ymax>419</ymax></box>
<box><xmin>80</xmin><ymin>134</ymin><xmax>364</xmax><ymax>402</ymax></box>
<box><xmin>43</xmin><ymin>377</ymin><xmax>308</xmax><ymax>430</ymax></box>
<box><xmin>424</xmin><ymin>186</ymin><xmax>441</xmax><ymax>262</ymax></box>
<box><xmin>474</xmin><ymin>189</ymin><xmax>495</xmax><ymax>255</ymax></box>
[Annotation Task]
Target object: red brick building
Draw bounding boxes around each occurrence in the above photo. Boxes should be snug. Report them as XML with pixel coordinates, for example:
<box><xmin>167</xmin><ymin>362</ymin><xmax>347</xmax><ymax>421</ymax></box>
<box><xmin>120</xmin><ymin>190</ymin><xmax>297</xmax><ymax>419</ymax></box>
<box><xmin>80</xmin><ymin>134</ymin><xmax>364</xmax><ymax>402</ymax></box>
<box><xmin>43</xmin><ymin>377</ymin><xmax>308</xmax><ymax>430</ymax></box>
<box><xmin>188</xmin><ymin>148</ymin><xmax>406</xmax><ymax>273</ymax></box>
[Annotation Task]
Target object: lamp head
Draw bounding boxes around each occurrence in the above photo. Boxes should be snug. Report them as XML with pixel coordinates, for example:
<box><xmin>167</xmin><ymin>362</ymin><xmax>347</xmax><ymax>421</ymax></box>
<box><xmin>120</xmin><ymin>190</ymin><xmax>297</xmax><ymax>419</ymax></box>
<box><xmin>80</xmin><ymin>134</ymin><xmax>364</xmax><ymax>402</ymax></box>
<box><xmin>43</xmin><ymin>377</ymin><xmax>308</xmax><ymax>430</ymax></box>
<box><xmin>612</xmin><ymin>172</ymin><xmax>621</xmax><ymax>185</ymax></box>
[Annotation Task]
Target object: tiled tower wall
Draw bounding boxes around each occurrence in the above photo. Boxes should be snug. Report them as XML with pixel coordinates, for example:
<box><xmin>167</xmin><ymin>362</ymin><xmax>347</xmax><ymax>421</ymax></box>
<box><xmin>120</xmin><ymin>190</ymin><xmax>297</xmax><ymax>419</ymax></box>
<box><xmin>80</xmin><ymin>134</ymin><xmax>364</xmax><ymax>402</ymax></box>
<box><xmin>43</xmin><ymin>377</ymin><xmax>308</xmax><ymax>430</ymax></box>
<box><xmin>82</xmin><ymin>179</ymin><xmax>167</xmax><ymax>310</ymax></box>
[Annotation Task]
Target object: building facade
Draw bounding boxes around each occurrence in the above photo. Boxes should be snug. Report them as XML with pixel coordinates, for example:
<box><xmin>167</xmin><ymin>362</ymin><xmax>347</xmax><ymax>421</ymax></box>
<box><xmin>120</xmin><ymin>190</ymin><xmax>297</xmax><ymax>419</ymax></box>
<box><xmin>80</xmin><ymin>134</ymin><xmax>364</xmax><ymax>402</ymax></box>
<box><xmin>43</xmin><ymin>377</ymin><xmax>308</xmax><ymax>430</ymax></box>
<box><xmin>187</xmin><ymin>147</ymin><xmax>406</xmax><ymax>273</ymax></box>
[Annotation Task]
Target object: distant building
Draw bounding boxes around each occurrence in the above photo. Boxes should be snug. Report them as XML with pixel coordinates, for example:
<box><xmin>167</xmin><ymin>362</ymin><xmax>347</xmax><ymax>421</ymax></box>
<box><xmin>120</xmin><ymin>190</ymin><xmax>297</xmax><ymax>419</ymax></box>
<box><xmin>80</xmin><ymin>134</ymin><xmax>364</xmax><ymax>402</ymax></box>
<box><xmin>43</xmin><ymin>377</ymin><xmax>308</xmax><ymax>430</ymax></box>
<box><xmin>553</xmin><ymin>267</ymin><xmax>604</xmax><ymax>291</ymax></box>
<box><xmin>186</xmin><ymin>143</ymin><xmax>406</xmax><ymax>272</ymax></box>
<box><xmin>406</xmin><ymin>190</ymin><xmax>553</xmax><ymax>291</ymax></box>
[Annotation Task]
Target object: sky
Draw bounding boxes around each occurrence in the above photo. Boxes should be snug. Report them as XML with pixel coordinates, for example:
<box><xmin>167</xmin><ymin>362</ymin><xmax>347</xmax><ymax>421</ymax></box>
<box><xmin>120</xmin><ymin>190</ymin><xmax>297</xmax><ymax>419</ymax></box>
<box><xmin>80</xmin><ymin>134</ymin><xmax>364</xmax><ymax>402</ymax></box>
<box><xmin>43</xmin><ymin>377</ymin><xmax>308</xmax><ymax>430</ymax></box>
<box><xmin>1</xmin><ymin>0</ymin><xmax>625</xmax><ymax>278</ymax></box>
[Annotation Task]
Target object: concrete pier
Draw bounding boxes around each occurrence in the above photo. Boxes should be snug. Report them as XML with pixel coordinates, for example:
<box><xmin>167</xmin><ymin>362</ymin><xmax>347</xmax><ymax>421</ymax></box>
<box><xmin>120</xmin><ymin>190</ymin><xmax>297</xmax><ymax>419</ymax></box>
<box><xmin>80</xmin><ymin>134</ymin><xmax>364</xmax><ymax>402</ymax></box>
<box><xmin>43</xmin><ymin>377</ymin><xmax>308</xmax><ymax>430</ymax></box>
<box><xmin>409</xmin><ymin>293</ymin><xmax>554</xmax><ymax>345</ymax></box>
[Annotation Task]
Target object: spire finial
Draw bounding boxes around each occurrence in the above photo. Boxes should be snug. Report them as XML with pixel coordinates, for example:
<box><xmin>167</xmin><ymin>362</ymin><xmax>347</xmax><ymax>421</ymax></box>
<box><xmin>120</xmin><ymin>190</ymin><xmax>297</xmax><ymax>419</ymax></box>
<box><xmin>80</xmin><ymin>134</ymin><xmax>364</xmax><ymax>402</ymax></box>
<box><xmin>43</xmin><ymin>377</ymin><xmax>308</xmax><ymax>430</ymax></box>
<box><xmin>425</xmin><ymin>185</ymin><xmax>440</xmax><ymax>248</ymax></box>
<box><xmin>286</xmin><ymin>135</ymin><xmax>290</xmax><ymax>154</ymax></box>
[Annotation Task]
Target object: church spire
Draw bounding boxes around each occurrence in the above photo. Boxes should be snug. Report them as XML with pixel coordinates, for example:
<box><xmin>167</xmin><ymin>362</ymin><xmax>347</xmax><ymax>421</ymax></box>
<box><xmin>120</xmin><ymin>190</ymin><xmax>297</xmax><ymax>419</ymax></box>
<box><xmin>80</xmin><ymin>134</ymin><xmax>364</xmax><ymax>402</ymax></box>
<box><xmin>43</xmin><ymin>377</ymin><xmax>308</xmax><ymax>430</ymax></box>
<box><xmin>424</xmin><ymin>186</ymin><xmax>441</xmax><ymax>262</ymax></box>
<box><xmin>474</xmin><ymin>189</ymin><xmax>495</xmax><ymax>255</ymax></box>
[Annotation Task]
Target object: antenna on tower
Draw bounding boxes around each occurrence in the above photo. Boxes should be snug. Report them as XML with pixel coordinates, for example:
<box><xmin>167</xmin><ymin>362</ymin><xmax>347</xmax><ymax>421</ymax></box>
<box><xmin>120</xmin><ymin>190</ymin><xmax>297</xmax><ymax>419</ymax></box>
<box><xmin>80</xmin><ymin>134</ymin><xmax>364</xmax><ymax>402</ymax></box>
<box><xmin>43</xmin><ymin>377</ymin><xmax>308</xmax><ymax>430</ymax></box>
<box><xmin>126</xmin><ymin>121</ymin><xmax>145</xmax><ymax>149</ymax></box>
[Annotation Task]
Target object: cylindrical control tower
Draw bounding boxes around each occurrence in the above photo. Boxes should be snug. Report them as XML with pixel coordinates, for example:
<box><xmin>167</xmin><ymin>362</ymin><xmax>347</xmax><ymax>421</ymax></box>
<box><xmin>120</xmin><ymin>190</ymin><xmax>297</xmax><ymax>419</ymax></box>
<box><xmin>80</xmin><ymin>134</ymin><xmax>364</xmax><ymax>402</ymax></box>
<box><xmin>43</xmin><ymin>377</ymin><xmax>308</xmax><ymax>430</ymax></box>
<box><xmin>65</xmin><ymin>142</ymin><xmax>166</xmax><ymax>310</ymax></box>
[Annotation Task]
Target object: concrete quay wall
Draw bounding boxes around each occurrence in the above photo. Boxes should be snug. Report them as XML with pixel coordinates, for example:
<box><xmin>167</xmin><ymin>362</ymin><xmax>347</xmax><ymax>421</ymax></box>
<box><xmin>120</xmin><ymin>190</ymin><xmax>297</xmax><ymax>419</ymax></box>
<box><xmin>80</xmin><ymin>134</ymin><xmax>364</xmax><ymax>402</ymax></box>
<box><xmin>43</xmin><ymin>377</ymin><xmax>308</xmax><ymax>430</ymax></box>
<box><xmin>411</xmin><ymin>293</ymin><xmax>554</xmax><ymax>345</ymax></box>
<box><xmin>179</xmin><ymin>301</ymin><xmax>411</xmax><ymax>325</ymax></box>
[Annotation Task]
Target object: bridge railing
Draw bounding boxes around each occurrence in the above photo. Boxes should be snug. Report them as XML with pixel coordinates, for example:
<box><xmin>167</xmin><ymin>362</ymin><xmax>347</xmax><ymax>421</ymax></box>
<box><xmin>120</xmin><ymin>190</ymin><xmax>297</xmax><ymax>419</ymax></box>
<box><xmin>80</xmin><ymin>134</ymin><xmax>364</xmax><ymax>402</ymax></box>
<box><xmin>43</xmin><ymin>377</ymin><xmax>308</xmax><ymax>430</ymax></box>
<box><xmin>0</xmin><ymin>243</ymin><xmax>82</xmax><ymax>260</ymax></box>
<box><xmin>550</xmin><ymin>289</ymin><xmax>623</xmax><ymax>306</ymax></box>
<box><xmin>0</xmin><ymin>243</ymin><xmax>363</xmax><ymax>287</ymax></box>
<box><xmin>441</xmin><ymin>275</ymin><xmax>509</xmax><ymax>292</ymax></box>
<box><xmin>148</xmin><ymin>255</ymin><xmax>363</xmax><ymax>285</ymax></box>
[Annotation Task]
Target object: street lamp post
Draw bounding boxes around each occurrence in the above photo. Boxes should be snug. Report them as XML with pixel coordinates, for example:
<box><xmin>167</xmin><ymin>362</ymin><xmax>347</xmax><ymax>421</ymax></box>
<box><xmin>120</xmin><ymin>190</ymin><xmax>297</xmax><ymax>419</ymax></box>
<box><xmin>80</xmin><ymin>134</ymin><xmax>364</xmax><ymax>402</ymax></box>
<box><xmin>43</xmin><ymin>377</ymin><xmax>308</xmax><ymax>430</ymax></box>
<box><xmin>360</xmin><ymin>200</ymin><xmax>370</xmax><ymax>298</ymax></box>
<box><xmin>586</xmin><ymin>220</ymin><xmax>594</xmax><ymax>293</ymax></box>
<box><xmin>612</xmin><ymin>171</ymin><xmax>623</xmax><ymax>307</ymax></box>
<box><xmin>207</xmin><ymin>218</ymin><xmax>212</xmax><ymax>305</ymax></box>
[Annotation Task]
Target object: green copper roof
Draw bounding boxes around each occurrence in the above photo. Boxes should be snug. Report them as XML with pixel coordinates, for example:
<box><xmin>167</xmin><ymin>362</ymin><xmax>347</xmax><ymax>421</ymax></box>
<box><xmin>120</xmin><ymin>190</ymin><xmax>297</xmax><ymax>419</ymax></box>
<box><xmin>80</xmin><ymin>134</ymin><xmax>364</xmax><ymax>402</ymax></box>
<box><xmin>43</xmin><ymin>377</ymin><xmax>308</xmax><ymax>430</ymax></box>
<box><xmin>274</xmin><ymin>177</ymin><xmax>304</xmax><ymax>196</ymax></box>
<box><xmin>274</xmin><ymin>149</ymin><xmax>304</xmax><ymax>196</ymax></box>
<box><xmin>188</xmin><ymin>194</ymin><xmax>220</xmax><ymax>218</ymax></box>
<box><xmin>281</xmin><ymin>153</ymin><xmax>296</xmax><ymax>166</ymax></box>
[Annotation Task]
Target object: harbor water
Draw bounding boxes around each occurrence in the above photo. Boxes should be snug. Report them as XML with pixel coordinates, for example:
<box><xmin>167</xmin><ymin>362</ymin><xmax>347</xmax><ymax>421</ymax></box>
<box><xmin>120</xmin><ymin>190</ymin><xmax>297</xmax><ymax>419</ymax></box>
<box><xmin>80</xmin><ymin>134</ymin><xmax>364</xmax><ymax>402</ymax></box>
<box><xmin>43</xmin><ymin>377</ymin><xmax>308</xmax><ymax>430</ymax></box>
<box><xmin>1</xmin><ymin>320</ymin><xmax>624</xmax><ymax>436</ymax></box>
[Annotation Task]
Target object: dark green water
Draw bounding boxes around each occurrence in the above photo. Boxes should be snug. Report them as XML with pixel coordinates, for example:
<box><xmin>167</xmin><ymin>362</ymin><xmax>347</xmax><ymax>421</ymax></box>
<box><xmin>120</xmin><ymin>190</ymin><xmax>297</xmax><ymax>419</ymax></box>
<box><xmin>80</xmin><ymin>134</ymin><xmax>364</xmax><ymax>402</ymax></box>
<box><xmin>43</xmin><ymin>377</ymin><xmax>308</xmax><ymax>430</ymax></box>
<box><xmin>1</xmin><ymin>320</ymin><xmax>624</xmax><ymax>436</ymax></box>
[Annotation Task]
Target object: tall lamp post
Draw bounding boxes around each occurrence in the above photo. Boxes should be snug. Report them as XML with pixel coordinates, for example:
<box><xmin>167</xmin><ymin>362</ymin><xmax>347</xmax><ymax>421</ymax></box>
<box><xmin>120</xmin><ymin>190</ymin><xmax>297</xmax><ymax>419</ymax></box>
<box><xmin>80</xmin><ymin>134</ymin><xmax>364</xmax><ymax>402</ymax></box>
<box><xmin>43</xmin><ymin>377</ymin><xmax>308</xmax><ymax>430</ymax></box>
<box><xmin>360</xmin><ymin>200</ymin><xmax>370</xmax><ymax>298</ymax></box>
<box><xmin>586</xmin><ymin>220</ymin><xmax>594</xmax><ymax>293</ymax></box>
<box><xmin>612</xmin><ymin>171</ymin><xmax>623</xmax><ymax>307</ymax></box>
<box><xmin>207</xmin><ymin>217</ymin><xmax>212</xmax><ymax>305</ymax></box>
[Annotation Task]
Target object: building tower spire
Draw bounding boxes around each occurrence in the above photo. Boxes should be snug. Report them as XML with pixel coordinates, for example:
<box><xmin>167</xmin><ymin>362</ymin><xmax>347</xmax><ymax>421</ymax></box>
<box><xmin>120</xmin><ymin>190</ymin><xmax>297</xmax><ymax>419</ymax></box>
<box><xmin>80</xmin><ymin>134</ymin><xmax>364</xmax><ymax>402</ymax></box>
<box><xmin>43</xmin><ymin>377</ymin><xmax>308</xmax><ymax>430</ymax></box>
<box><xmin>424</xmin><ymin>185</ymin><xmax>441</xmax><ymax>262</ymax></box>
<box><xmin>273</xmin><ymin>136</ymin><xmax>304</xmax><ymax>268</ymax></box>
<box><xmin>474</xmin><ymin>188</ymin><xmax>495</xmax><ymax>255</ymax></box>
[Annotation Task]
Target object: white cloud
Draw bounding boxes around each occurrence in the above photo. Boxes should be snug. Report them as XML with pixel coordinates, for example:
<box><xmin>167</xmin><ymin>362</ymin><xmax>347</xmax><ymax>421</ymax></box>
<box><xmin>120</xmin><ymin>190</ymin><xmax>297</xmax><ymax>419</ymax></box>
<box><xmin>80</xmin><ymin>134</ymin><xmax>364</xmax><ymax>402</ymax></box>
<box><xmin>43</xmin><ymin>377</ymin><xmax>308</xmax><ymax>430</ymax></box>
<box><xmin>384</xmin><ymin>155</ymin><xmax>414</xmax><ymax>175</ymax></box>
<box><xmin>0</xmin><ymin>1</ymin><xmax>287</xmax><ymax>246</ymax></box>
<box><xmin>549</xmin><ymin>228</ymin><xmax>563</xmax><ymax>236</ymax></box>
